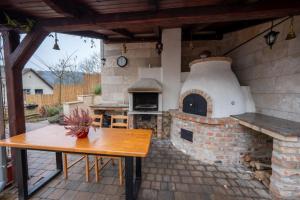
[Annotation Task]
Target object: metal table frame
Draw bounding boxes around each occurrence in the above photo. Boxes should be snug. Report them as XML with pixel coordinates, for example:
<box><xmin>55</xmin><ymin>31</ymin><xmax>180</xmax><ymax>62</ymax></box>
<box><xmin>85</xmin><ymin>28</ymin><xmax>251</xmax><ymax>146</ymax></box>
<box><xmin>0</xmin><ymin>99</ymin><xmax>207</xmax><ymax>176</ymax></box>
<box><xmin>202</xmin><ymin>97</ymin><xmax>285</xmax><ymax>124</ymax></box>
<box><xmin>15</xmin><ymin>149</ymin><xmax>142</xmax><ymax>200</ymax></box>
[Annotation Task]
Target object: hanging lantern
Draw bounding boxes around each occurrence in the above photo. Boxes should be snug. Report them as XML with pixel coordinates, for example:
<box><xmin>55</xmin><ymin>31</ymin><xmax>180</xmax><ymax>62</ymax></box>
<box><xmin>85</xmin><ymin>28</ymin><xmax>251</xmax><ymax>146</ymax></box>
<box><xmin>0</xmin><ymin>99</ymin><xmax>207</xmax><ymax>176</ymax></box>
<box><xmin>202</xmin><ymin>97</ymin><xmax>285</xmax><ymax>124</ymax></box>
<box><xmin>156</xmin><ymin>41</ymin><xmax>163</xmax><ymax>55</ymax></box>
<box><xmin>53</xmin><ymin>33</ymin><xmax>60</xmax><ymax>50</ymax></box>
<box><xmin>286</xmin><ymin>16</ymin><xmax>296</xmax><ymax>40</ymax></box>
<box><xmin>264</xmin><ymin>21</ymin><xmax>279</xmax><ymax>49</ymax></box>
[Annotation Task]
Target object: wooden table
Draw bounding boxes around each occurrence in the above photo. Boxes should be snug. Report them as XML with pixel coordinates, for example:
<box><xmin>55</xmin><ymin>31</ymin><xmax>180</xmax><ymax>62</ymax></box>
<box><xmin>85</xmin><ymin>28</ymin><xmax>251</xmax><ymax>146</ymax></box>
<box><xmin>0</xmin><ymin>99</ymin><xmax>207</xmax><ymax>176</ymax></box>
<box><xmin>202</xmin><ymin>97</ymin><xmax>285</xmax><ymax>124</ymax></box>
<box><xmin>0</xmin><ymin>125</ymin><xmax>152</xmax><ymax>200</ymax></box>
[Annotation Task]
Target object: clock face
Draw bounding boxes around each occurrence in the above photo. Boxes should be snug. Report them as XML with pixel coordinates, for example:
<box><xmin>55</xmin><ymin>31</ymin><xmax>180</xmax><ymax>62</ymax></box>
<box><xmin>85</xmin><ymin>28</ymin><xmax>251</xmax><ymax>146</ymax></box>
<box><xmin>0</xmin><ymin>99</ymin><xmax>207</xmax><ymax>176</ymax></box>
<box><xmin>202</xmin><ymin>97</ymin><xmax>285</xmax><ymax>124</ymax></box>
<box><xmin>117</xmin><ymin>56</ymin><xmax>128</xmax><ymax>67</ymax></box>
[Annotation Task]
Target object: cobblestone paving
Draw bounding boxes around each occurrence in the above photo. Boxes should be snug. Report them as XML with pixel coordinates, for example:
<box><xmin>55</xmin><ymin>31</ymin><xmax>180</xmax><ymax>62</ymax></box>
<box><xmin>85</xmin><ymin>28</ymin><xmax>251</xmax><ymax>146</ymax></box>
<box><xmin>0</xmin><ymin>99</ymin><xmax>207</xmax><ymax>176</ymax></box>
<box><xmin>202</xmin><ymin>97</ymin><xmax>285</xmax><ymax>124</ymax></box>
<box><xmin>0</xmin><ymin>139</ymin><xmax>271</xmax><ymax>200</ymax></box>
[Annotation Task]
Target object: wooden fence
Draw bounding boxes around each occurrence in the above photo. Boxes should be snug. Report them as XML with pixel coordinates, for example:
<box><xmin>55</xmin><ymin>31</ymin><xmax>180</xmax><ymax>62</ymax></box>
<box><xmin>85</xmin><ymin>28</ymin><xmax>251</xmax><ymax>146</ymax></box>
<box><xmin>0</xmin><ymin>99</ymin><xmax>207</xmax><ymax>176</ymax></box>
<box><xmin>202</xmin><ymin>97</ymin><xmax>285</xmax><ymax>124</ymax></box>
<box><xmin>25</xmin><ymin>74</ymin><xmax>100</xmax><ymax>106</ymax></box>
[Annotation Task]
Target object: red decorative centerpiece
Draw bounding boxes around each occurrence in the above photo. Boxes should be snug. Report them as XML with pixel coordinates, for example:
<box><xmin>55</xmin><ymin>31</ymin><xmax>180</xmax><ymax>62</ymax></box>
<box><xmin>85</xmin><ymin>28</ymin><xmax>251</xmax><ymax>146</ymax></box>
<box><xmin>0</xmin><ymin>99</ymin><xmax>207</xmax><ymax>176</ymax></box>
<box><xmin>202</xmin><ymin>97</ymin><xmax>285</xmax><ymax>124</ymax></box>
<box><xmin>64</xmin><ymin>108</ymin><xmax>92</xmax><ymax>138</ymax></box>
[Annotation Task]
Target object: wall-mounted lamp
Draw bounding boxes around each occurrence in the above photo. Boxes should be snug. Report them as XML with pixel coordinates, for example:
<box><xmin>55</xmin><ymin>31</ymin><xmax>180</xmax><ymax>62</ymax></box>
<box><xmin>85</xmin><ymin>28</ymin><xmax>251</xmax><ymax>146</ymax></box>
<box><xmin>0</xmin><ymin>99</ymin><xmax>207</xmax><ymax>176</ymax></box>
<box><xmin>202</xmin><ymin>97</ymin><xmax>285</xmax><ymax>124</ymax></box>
<box><xmin>101</xmin><ymin>58</ymin><xmax>106</xmax><ymax>66</ymax></box>
<box><xmin>155</xmin><ymin>27</ymin><xmax>163</xmax><ymax>55</ymax></box>
<box><xmin>53</xmin><ymin>33</ymin><xmax>60</xmax><ymax>50</ymax></box>
<box><xmin>156</xmin><ymin>41</ymin><xmax>163</xmax><ymax>55</ymax></box>
<box><xmin>264</xmin><ymin>21</ymin><xmax>280</xmax><ymax>49</ymax></box>
<box><xmin>286</xmin><ymin>16</ymin><xmax>296</xmax><ymax>40</ymax></box>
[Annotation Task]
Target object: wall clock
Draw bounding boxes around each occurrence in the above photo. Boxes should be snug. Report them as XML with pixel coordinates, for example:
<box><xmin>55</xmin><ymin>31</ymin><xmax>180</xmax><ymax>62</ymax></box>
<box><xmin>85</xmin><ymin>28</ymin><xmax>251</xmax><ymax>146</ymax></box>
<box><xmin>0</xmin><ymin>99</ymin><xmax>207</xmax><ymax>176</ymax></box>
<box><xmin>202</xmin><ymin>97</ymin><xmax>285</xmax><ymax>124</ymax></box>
<box><xmin>117</xmin><ymin>56</ymin><xmax>128</xmax><ymax>68</ymax></box>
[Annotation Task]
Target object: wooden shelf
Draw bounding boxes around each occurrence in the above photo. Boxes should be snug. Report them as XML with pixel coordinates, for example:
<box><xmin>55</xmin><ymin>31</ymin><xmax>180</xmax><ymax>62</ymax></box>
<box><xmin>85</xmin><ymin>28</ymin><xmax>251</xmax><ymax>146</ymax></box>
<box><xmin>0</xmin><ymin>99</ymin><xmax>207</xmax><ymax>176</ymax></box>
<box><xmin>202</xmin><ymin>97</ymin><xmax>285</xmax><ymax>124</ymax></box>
<box><xmin>231</xmin><ymin>113</ymin><xmax>300</xmax><ymax>142</ymax></box>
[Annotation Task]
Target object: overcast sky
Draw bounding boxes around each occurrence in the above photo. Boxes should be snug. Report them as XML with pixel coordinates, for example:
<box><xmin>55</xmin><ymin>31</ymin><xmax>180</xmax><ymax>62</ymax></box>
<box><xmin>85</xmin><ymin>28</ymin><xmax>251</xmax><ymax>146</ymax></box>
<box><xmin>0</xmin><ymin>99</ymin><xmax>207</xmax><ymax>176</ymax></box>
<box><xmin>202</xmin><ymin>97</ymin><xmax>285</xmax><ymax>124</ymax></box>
<box><xmin>24</xmin><ymin>33</ymin><xmax>101</xmax><ymax>71</ymax></box>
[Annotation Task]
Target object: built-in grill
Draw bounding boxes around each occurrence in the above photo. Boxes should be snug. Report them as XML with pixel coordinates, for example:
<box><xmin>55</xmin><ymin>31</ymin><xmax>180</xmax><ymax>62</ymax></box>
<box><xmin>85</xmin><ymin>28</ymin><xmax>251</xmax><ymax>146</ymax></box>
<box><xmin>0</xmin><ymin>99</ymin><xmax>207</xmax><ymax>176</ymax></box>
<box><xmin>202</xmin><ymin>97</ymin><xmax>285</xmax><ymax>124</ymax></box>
<box><xmin>183</xmin><ymin>93</ymin><xmax>207</xmax><ymax>116</ymax></box>
<box><xmin>133</xmin><ymin>93</ymin><xmax>158</xmax><ymax>111</ymax></box>
<box><xmin>128</xmin><ymin>78</ymin><xmax>163</xmax><ymax>137</ymax></box>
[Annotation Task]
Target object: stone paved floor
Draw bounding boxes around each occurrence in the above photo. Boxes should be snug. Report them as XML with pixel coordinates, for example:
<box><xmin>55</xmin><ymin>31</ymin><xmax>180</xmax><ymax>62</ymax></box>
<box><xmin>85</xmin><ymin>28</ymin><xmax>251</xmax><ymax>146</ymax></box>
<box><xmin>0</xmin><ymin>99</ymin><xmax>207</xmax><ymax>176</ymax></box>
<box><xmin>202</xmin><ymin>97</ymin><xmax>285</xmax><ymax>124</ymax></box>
<box><xmin>0</xmin><ymin>139</ymin><xmax>271</xmax><ymax>200</ymax></box>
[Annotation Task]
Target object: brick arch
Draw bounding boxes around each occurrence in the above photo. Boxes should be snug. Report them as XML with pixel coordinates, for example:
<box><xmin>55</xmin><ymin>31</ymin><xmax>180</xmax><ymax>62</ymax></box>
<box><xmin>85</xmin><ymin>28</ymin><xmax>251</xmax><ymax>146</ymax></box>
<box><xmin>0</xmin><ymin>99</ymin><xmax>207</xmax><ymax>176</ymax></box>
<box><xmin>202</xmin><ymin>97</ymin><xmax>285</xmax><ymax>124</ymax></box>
<box><xmin>179</xmin><ymin>89</ymin><xmax>213</xmax><ymax>117</ymax></box>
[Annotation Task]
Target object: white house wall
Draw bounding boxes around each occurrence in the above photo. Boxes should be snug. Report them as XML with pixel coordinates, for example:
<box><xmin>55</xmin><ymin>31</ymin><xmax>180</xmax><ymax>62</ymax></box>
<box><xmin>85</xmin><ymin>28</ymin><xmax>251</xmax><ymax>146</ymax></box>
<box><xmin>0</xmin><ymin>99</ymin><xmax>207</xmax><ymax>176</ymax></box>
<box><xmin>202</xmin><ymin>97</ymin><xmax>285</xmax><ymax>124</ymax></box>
<box><xmin>22</xmin><ymin>71</ymin><xmax>53</xmax><ymax>94</ymax></box>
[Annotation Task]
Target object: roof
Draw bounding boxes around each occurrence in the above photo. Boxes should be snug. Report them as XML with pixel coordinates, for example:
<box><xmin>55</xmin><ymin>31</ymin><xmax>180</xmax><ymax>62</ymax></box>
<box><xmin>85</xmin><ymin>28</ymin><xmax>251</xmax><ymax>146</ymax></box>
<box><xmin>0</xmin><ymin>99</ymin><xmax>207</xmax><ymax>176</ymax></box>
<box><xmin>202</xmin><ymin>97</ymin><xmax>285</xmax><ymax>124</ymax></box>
<box><xmin>22</xmin><ymin>68</ymin><xmax>54</xmax><ymax>89</ymax></box>
<box><xmin>0</xmin><ymin>0</ymin><xmax>300</xmax><ymax>43</ymax></box>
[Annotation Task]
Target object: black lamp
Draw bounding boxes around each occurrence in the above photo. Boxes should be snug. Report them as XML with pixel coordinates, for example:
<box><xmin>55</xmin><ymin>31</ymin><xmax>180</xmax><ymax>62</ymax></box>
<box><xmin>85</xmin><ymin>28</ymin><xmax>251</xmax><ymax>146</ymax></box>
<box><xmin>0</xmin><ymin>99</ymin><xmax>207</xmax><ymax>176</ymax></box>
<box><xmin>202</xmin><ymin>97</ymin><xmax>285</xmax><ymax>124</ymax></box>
<box><xmin>53</xmin><ymin>33</ymin><xmax>60</xmax><ymax>50</ymax></box>
<box><xmin>264</xmin><ymin>21</ymin><xmax>280</xmax><ymax>49</ymax></box>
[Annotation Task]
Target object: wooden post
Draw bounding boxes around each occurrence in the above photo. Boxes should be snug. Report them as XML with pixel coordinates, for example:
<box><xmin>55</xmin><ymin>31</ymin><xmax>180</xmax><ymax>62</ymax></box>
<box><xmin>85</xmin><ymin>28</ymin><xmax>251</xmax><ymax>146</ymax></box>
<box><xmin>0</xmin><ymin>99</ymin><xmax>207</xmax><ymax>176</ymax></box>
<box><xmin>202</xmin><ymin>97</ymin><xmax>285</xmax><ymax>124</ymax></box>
<box><xmin>2</xmin><ymin>28</ymin><xmax>48</xmax><ymax>200</ymax></box>
<box><xmin>2</xmin><ymin>31</ymin><xmax>25</xmax><ymax>136</ymax></box>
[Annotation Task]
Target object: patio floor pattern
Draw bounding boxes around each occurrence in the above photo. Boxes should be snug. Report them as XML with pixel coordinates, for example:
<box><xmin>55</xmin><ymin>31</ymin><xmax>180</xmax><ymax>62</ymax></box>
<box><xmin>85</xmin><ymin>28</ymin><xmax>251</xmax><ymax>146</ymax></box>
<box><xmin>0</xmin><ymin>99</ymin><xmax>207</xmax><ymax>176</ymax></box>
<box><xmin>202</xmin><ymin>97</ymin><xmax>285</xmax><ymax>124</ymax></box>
<box><xmin>0</xmin><ymin>139</ymin><xmax>271</xmax><ymax>200</ymax></box>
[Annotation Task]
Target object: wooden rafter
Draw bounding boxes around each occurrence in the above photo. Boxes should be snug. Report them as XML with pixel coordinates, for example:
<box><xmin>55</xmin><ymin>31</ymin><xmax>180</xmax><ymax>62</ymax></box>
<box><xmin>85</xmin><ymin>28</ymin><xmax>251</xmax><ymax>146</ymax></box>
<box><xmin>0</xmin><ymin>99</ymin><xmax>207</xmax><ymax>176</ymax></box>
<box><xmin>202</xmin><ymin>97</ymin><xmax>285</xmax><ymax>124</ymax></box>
<box><xmin>7</xmin><ymin>26</ymin><xmax>48</xmax><ymax>70</ymax></box>
<box><xmin>148</xmin><ymin>0</ymin><xmax>159</xmax><ymax>11</ymax></box>
<box><xmin>111</xmin><ymin>29</ymin><xmax>134</xmax><ymax>39</ymax></box>
<box><xmin>63</xmin><ymin>31</ymin><xmax>108</xmax><ymax>40</ymax></box>
<box><xmin>42</xmin><ymin>0</ymin><xmax>98</xmax><ymax>17</ymax></box>
<box><xmin>40</xmin><ymin>2</ymin><xmax>300</xmax><ymax>32</ymax></box>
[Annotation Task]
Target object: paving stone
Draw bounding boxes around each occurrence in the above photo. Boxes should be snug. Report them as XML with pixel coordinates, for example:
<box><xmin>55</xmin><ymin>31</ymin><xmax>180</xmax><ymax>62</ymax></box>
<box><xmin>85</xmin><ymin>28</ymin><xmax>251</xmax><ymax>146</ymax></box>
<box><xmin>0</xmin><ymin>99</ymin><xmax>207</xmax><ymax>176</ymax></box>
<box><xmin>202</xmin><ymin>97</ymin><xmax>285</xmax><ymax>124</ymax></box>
<box><xmin>151</xmin><ymin>181</ymin><xmax>161</xmax><ymax>190</ymax></box>
<box><xmin>141</xmin><ymin>180</ymin><xmax>151</xmax><ymax>189</ymax></box>
<box><xmin>158</xmin><ymin>191</ymin><xmax>174</xmax><ymax>200</ymax></box>
<box><xmin>156</xmin><ymin>174</ymin><xmax>163</xmax><ymax>181</ymax></box>
<box><xmin>140</xmin><ymin>189</ymin><xmax>158</xmax><ymax>200</ymax></box>
<box><xmin>175</xmin><ymin>183</ymin><xmax>189</xmax><ymax>192</ymax></box>
<box><xmin>102</xmin><ymin>185</ymin><xmax>119</xmax><ymax>195</ymax></box>
<box><xmin>181</xmin><ymin>176</ymin><xmax>194</xmax><ymax>184</ymax></box>
<box><xmin>73</xmin><ymin>191</ymin><xmax>93</xmax><ymax>200</ymax></box>
<box><xmin>47</xmin><ymin>188</ymin><xmax>66</xmax><ymax>200</ymax></box>
<box><xmin>171</xmin><ymin>176</ymin><xmax>181</xmax><ymax>183</ymax></box>
<box><xmin>1</xmin><ymin>139</ymin><xmax>271</xmax><ymax>200</ymax></box>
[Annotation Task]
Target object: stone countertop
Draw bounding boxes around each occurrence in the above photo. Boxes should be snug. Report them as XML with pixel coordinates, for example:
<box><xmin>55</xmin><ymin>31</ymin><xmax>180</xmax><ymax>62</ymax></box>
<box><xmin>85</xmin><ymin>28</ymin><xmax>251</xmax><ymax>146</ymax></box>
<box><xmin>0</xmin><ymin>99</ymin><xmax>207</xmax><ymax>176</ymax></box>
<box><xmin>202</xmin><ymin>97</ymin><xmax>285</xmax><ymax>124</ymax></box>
<box><xmin>90</xmin><ymin>103</ymin><xmax>129</xmax><ymax>110</ymax></box>
<box><xmin>231</xmin><ymin>113</ymin><xmax>300</xmax><ymax>142</ymax></box>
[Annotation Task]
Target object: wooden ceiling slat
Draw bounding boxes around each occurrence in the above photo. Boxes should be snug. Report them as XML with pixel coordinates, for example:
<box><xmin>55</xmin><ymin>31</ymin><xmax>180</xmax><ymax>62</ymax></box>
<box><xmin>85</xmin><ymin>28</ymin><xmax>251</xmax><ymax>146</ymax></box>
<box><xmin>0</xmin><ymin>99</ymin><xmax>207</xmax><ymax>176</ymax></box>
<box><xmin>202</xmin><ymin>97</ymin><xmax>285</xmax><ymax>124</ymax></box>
<box><xmin>40</xmin><ymin>1</ymin><xmax>300</xmax><ymax>32</ymax></box>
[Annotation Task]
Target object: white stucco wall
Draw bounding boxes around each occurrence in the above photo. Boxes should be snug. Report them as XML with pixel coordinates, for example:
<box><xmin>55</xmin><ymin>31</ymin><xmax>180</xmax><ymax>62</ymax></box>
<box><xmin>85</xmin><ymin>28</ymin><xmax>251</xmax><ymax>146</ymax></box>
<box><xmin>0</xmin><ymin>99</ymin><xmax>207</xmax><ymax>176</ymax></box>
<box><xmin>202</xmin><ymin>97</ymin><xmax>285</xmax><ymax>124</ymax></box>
<box><xmin>181</xmin><ymin>58</ymin><xmax>247</xmax><ymax>118</ymax></box>
<box><xmin>162</xmin><ymin>28</ymin><xmax>182</xmax><ymax>111</ymax></box>
<box><xmin>22</xmin><ymin>71</ymin><xmax>53</xmax><ymax>94</ymax></box>
<box><xmin>138</xmin><ymin>67</ymin><xmax>162</xmax><ymax>82</ymax></box>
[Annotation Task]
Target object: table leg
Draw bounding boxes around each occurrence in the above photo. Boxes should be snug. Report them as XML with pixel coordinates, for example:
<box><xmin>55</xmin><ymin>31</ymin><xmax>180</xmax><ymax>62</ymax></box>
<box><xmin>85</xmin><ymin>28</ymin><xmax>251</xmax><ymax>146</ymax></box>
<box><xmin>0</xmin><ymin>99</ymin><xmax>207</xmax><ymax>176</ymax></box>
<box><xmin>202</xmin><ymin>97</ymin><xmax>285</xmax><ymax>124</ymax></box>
<box><xmin>15</xmin><ymin>149</ymin><xmax>28</xmax><ymax>200</ymax></box>
<box><xmin>55</xmin><ymin>152</ymin><xmax>63</xmax><ymax>170</ymax></box>
<box><xmin>125</xmin><ymin>157</ymin><xmax>142</xmax><ymax>200</ymax></box>
<box><xmin>125</xmin><ymin>157</ymin><xmax>134</xmax><ymax>200</ymax></box>
<box><xmin>136</xmin><ymin>157</ymin><xmax>142</xmax><ymax>182</ymax></box>
<box><xmin>15</xmin><ymin>149</ymin><xmax>62</xmax><ymax>200</ymax></box>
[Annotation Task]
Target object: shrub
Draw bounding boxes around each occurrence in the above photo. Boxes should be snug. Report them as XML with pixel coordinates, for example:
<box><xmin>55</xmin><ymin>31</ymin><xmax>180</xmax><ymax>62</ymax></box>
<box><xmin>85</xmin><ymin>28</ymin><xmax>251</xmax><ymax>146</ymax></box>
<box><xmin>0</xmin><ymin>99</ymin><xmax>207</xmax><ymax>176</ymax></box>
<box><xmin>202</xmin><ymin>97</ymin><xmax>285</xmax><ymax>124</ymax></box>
<box><xmin>46</xmin><ymin>106</ymin><xmax>62</xmax><ymax>117</ymax></box>
<box><xmin>94</xmin><ymin>85</ymin><xmax>101</xmax><ymax>95</ymax></box>
<box><xmin>48</xmin><ymin>114</ymin><xmax>61</xmax><ymax>124</ymax></box>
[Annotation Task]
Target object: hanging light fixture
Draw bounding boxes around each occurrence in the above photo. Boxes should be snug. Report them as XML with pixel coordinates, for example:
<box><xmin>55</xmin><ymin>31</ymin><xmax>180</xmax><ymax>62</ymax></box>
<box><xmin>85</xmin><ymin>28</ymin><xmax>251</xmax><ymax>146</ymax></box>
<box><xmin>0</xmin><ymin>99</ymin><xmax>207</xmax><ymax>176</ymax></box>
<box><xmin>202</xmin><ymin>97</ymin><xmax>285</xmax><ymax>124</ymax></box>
<box><xmin>264</xmin><ymin>21</ymin><xmax>280</xmax><ymax>49</ymax></box>
<box><xmin>286</xmin><ymin>16</ymin><xmax>296</xmax><ymax>40</ymax></box>
<box><xmin>53</xmin><ymin>33</ymin><xmax>60</xmax><ymax>50</ymax></box>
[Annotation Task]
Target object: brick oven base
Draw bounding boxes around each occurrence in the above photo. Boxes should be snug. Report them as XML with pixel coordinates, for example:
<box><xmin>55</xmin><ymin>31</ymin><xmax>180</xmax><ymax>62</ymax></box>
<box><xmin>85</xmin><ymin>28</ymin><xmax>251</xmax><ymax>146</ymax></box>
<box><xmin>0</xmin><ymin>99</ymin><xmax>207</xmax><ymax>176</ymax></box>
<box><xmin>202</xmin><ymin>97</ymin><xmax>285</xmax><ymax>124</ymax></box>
<box><xmin>170</xmin><ymin>110</ymin><xmax>272</xmax><ymax>165</ymax></box>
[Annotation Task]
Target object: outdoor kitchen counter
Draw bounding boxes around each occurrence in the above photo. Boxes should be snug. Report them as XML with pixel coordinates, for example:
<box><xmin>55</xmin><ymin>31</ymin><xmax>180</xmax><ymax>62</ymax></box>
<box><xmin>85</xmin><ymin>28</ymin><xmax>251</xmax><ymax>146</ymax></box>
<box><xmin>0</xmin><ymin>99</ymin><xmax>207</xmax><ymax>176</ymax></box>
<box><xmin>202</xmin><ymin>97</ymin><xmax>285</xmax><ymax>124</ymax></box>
<box><xmin>231</xmin><ymin>113</ymin><xmax>300</xmax><ymax>142</ymax></box>
<box><xmin>90</xmin><ymin>103</ymin><xmax>129</xmax><ymax>111</ymax></box>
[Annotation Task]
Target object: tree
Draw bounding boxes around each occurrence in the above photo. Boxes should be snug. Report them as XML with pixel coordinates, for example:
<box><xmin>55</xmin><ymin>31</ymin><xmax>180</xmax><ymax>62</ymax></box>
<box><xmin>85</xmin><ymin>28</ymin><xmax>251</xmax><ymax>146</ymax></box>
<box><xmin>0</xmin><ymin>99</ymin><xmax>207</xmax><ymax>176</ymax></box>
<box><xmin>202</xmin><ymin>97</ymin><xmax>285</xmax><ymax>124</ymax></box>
<box><xmin>34</xmin><ymin>52</ymin><xmax>76</xmax><ymax>104</ymax></box>
<box><xmin>79</xmin><ymin>52</ymin><xmax>101</xmax><ymax>74</ymax></box>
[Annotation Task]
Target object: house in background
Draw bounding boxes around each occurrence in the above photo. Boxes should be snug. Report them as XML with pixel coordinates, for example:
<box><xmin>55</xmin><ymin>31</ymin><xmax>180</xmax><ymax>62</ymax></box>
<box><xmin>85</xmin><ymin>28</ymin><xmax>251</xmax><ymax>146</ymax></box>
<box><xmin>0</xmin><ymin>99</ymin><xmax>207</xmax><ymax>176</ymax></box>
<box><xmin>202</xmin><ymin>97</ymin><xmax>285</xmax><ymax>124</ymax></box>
<box><xmin>22</xmin><ymin>68</ymin><xmax>53</xmax><ymax>95</ymax></box>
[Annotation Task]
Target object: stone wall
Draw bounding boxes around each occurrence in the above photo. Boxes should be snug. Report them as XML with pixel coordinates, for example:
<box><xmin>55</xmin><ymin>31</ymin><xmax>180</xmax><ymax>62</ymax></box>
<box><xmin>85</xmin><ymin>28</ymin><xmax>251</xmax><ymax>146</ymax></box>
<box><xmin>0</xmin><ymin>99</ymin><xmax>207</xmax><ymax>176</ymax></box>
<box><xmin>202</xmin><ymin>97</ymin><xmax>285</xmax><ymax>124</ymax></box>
<box><xmin>102</xmin><ymin>42</ymin><xmax>160</xmax><ymax>103</ymax></box>
<box><xmin>181</xmin><ymin>40</ymin><xmax>221</xmax><ymax>72</ymax></box>
<box><xmin>221</xmin><ymin>16</ymin><xmax>300</xmax><ymax>122</ymax></box>
<box><xmin>170</xmin><ymin>110</ymin><xmax>273</xmax><ymax>165</ymax></box>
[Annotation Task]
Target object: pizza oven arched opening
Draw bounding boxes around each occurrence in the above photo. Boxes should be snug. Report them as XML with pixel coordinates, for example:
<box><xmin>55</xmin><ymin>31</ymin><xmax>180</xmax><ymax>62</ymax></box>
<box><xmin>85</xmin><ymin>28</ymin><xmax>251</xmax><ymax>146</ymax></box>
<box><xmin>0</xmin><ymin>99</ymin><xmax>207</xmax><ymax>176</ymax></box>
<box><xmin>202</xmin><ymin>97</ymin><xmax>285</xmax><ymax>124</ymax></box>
<box><xmin>182</xmin><ymin>93</ymin><xmax>207</xmax><ymax>116</ymax></box>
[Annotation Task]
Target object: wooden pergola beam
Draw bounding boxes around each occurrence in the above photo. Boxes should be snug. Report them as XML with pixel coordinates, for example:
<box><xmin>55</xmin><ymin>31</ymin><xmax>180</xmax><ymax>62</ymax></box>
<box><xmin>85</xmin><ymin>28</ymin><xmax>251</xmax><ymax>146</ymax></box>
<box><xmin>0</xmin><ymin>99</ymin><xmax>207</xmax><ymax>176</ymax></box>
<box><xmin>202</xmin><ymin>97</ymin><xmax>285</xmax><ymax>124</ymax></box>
<box><xmin>111</xmin><ymin>29</ymin><xmax>134</xmax><ymax>39</ymax></box>
<box><xmin>10</xmin><ymin>28</ymin><xmax>48</xmax><ymax>71</ymax></box>
<box><xmin>62</xmin><ymin>31</ymin><xmax>108</xmax><ymax>40</ymax></box>
<box><xmin>40</xmin><ymin>1</ymin><xmax>300</xmax><ymax>32</ymax></box>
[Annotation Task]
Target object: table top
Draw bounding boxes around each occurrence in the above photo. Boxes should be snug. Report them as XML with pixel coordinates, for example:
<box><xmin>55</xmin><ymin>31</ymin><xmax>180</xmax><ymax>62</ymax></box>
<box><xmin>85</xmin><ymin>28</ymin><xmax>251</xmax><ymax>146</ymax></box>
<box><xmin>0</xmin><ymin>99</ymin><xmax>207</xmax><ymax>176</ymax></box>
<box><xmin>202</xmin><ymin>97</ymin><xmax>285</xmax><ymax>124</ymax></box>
<box><xmin>0</xmin><ymin>125</ymin><xmax>152</xmax><ymax>157</ymax></box>
<box><xmin>231</xmin><ymin>113</ymin><xmax>300</xmax><ymax>142</ymax></box>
